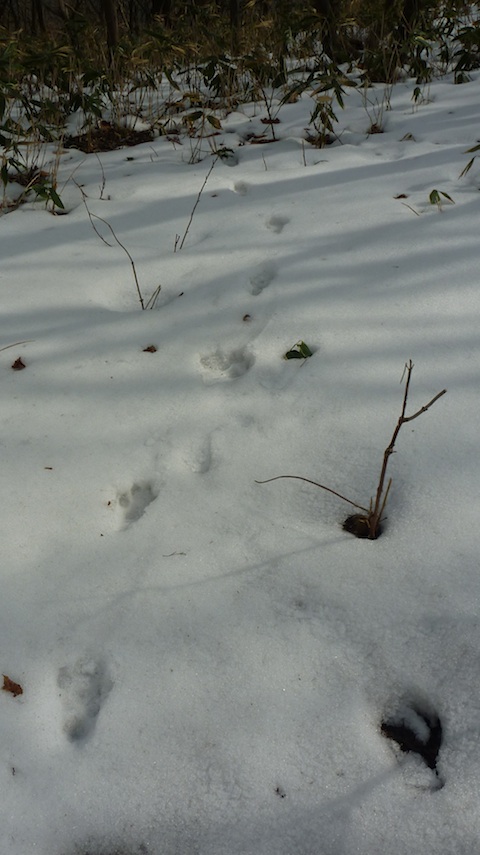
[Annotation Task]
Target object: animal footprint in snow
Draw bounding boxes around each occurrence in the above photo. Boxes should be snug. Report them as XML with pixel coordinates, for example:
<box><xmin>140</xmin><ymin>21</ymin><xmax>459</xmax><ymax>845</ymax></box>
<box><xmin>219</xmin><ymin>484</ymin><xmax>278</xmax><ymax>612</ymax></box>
<box><xmin>233</xmin><ymin>181</ymin><xmax>248</xmax><ymax>195</ymax></box>
<box><xmin>249</xmin><ymin>261</ymin><xmax>276</xmax><ymax>296</ymax></box>
<box><xmin>265</xmin><ymin>214</ymin><xmax>289</xmax><ymax>234</ymax></box>
<box><xmin>58</xmin><ymin>657</ymin><xmax>113</xmax><ymax>742</ymax></box>
<box><xmin>199</xmin><ymin>347</ymin><xmax>254</xmax><ymax>383</ymax></box>
<box><xmin>182</xmin><ymin>435</ymin><xmax>212</xmax><ymax>473</ymax></box>
<box><xmin>381</xmin><ymin>697</ymin><xmax>443</xmax><ymax>787</ymax></box>
<box><xmin>116</xmin><ymin>481</ymin><xmax>157</xmax><ymax>528</ymax></box>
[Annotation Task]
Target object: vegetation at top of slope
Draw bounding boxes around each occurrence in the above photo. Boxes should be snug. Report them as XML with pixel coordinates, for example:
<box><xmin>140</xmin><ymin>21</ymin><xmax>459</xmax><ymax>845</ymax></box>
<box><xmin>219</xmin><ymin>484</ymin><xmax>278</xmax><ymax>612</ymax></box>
<box><xmin>1</xmin><ymin>0</ymin><xmax>479</xmax><ymax>213</ymax></box>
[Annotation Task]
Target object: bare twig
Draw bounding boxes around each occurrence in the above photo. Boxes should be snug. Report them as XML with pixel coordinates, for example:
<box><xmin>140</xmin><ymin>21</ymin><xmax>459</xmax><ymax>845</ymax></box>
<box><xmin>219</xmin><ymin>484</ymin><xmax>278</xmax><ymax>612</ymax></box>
<box><xmin>367</xmin><ymin>359</ymin><xmax>446</xmax><ymax>537</ymax></box>
<box><xmin>255</xmin><ymin>475</ymin><xmax>369</xmax><ymax>512</ymax></box>
<box><xmin>0</xmin><ymin>339</ymin><xmax>35</xmax><ymax>352</ymax></box>
<box><xmin>401</xmin><ymin>202</ymin><xmax>421</xmax><ymax>216</ymax></box>
<box><xmin>256</xmin><ymin>360</ymin><xmax>446</xmax><ymax>540</ymax></box>
<box><xmin>83</xmin><ymin>201</ymin><xmax>113</xmax><ymax>247</ymax></box>
<box><xmin>91</xmin><ymin>211</ymin><xmax>145</xmax><ymax>309</ymax></box>
<box><xmin>58</xmin><ymin>156</ymin><xmax>86</xmax><ymax>197</ymax></box>
<box><xmin>94</xmin><ymin>153</ymin><xmax>107</xmax><ymax>199</ymax></box>
<box><xmin>144</xmin><ymin>284</ymin><xmax>162</xmax><ymax>310</ymax></box>
<box><xmin>176</xmin><ymin>157</ymin><xmax>217</xmax><ymax>252</ymax></box>
<box><xmin>76</xmin><ymin>180</ymin><xmax>145</xmax><ymax>309</ymax></box>
<box><xmin>403</xmin><ymin>389</ymin><xmax>447</xmax><ymax>422</ymax></box>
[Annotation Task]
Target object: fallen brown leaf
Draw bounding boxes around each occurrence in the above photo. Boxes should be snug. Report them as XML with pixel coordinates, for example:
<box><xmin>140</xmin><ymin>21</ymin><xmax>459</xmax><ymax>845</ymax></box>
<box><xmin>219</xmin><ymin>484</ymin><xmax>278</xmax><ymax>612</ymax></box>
<box><xmin>2</xmin><ymin>675</ymin><xmax>23</xmax><ymax>697</ymax></box>
<box><xmin>11</xmin><ymin>357</ymin><xmax>26</xmax><ymax>370</ymax></box>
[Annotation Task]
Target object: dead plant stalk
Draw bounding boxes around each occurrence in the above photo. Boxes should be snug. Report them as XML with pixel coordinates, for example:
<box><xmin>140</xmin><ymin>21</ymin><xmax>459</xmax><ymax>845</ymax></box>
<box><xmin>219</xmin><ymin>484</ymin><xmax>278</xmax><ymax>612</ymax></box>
<box><xmin>256</xmin><ymin>360</ymin><xmax>446</xmax><ymax>539</ymax></box>
<box><xmin>175</xmin><ymin>156</ymin><xmax>217</xmax><ymax>252</ymax></box>
<box><xmin>76</xmin><ymin>181</ymin><xmax>160</xmax><ymax>310</ymax></box>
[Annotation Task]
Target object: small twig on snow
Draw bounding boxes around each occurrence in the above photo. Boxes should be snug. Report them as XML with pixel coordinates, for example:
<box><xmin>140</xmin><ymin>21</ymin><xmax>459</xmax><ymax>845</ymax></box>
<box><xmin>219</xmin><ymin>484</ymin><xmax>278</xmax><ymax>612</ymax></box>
<box><xmin>76</xmin><ymin>179</ymin><xmax>145</xmax><ymax>309</ymax></box>
<box><xmin>176</xmin><ymin>156</ymin><xmax>217</xmax><ymax>252</ymax></box>
<box><xmin>0</xmin><ymin>340</ymin><xmax>35</xmax><ymax>352</ymax></box>
<box><xmin>256</xmin><ymin>360</ymin><xmax>447</xmax><ymax>540</ymax></box>
<box><xmin>255</xmin><ymin>474</ymin><xmax>369</xmax><ymax>512</ymax></box>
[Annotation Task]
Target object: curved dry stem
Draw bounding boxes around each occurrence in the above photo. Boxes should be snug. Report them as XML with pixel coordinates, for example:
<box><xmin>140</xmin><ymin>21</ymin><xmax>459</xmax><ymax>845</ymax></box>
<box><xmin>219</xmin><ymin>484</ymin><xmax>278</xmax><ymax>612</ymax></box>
<box><xmin>256</xmin><ymin>362</ymin><xmax>446</xmax><ymax>541</ymax></box>
<box><xmin>0</xmin><ymin>339</ymin><xmax>35</xmax><ymax>352</ymax></box>
<box><xmin>255</xmin><ymin>475</ymin><xmax>370</xmax><ymax>512</ymax></box>
<box><xmin>369</xmin><ymin>360</ymin><xmax>446</xmax><ymax>536</ymax></box>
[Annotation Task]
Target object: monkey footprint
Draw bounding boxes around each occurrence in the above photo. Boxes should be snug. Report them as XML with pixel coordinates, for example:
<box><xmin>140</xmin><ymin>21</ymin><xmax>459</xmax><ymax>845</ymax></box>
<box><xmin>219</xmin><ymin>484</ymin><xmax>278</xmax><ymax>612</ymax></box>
<box><xmin>248</xmin><ymin>261</ymin><xmax>277</xmax><ymax>296</ymax></box>
<box><xmin>199</xmin><ymin>346</ymin><xmax>254</xmax><ymax>384</ymax></box>
<box><xmin>265</xmin><ymin>214</ymin><xmax>289</xmax><ymax>234</ymax></box>
<box><xmin>58</xmin><ymin>657</ymin><xmax>113</xmax><ymax>742</ymax></box>
<box><xmin>116</xmin><ymin>481</ymin><xmax>158</xmax><ymax>529</ymax></box>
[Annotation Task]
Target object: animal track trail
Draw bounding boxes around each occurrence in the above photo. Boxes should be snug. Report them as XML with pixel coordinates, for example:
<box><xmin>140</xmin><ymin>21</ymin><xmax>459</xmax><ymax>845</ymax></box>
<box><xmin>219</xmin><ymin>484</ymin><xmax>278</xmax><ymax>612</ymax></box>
<box><xmin>199</xmin><ymin>346</ymin><xmax>254</xmax><ymax>384</ymax></box>
<box><xmin>248</xmin><ymin>261</ymin><xmax>277</xmax><ymax>296</ymax></box>
<box><xmin>265</xmin><ymin>214</ymin><xmax>290</xmax><ymax>234</ymax></box>
<box><xmin>57</xmin><ymin>657</ymin><xmax>113</xmax><ymax>743</ymax></box>
<box><xmin>116</xmin><ymin>481</ymin><xmax>158</xmax><ymax>529</ymax></box>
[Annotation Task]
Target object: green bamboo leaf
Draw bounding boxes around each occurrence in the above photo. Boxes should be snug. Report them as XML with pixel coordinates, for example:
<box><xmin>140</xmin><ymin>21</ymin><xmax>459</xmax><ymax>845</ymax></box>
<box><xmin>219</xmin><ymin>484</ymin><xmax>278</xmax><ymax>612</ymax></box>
<box><xmin>207</xmin><ymin>115</ymin><xmax>222</xmax><ymax>130</ymax></box>
<box><xmin>49</xmin><ymin>188</ymin><xmax>65</xmax><ymax>209</ymax></box>
<box><xmin>298</xmin><ymin>341</ymin><xmax>313</xmax><ymax>358</ymax></box>
<box><xmin>284</xmin><ymin>341</ymin><xmax>313</xmax><ymax>359</ymax></box>
<box><xmin>459</xmin><ymin>157</ymin><xmax>475</xmax><ymax>178</ymax></box>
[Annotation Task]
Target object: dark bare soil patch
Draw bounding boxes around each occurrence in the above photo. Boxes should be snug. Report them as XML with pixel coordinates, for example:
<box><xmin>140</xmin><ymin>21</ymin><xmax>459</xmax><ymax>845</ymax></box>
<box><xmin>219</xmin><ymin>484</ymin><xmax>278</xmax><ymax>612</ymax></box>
<box><xmin>64</xmin><ymin>123</ymin><xmax>154</xmax><ymax>153</ymax></box>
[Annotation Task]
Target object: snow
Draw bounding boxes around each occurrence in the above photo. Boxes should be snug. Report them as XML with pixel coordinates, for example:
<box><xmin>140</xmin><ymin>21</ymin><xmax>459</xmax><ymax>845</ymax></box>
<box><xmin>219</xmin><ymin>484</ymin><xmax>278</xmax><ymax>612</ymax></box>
<box><xmin>1</xmin><ymin>69</ymin><xmax>480</xmax><ymax>855</ymax></box>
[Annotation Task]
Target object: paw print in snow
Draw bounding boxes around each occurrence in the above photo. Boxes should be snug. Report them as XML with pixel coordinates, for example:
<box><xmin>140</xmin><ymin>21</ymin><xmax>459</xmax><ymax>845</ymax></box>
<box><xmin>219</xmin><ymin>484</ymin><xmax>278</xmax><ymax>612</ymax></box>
<box><xmin>182</xmin><ymin>435</ymin><xmax>212</xmax><ymax>473</ymax></box>
<box><xmin>233</xmin><ymin>181</ymin><xmax>248</xmax><ymax>195</ymax></box>
<box><xmin>199</xmin><ymin>347</ymin><xmax>254</xmax><ymax>384</ymax></box>
<box><xmin>116</xmin><ymin>481</ymin><xmax>158</xmax><ymax>529</ymax></box>
<box><xmin>265</xmin><ymin>214</ymin><xmax>289</xmax><ymax>234</ymax></box>
<box><xmin>248</xmin><ymin>261</ymin><xmax>276</xmax><ymax>296</ymax></box>
<box><xmin>58</xmin><ymin>657</ymin><xmax>113</xmax><ymax>742</ymax></box>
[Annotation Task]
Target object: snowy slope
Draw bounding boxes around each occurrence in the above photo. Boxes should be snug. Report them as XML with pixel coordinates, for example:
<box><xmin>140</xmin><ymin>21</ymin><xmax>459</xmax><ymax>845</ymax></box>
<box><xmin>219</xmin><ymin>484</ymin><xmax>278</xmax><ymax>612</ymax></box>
<box><xmin>1</xmin><ymin>70</ymin><xmax>480</xmax><ymax>855</ymax></box>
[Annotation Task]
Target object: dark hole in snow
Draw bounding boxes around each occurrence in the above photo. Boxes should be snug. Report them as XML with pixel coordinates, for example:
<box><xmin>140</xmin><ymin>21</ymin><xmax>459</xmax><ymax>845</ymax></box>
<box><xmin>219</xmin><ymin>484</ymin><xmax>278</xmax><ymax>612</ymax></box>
<box><xmin>381</xmin><ymin>703</ymin><xmax>442</xmax><ymax>771</ymax></box>
<box><xmin>342</xmin><ymin>513</ymin><xmax>383</xmax><ymax>539</ymax></box>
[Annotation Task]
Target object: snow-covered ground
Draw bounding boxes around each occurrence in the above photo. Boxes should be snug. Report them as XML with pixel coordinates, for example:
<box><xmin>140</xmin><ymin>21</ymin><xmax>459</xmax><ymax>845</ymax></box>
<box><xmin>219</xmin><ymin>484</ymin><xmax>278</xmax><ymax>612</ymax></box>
<box><xmin>1</xmin><ymin>68</ymin><xmax>480</xmax><ymax>855</ymax></box>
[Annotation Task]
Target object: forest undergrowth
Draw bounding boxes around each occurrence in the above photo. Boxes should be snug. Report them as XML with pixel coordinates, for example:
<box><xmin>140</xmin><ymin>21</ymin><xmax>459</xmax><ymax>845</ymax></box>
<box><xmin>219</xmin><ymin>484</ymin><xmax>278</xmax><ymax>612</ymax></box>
<box><xmin>1</xmin><ymin>0</ymin><xmax>479</xmax><ymax>212</ymax></box>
